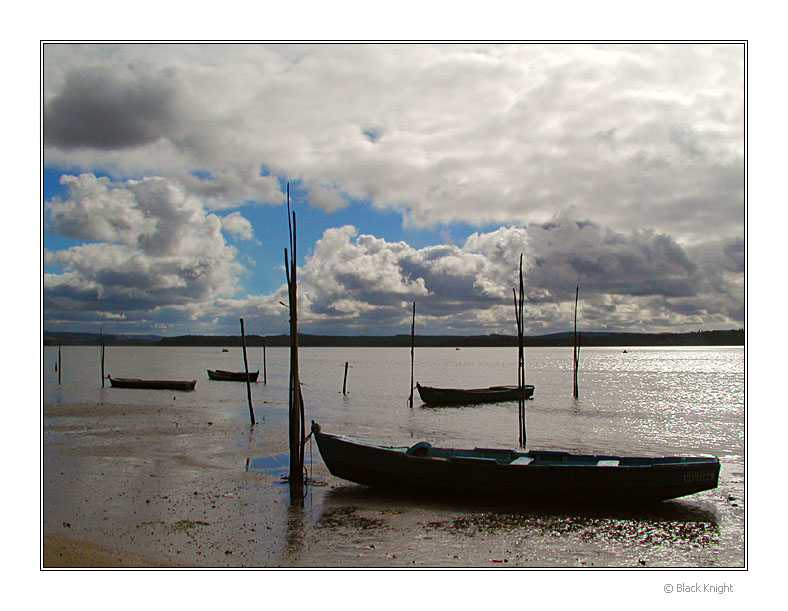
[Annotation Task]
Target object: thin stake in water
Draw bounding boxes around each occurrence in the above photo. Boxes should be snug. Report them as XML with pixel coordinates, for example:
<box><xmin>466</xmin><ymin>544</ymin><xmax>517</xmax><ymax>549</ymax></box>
<box><xmin>513</xmin><ymin>255</ymin><xmax>526</xmax><ymax>447</ymax></box>
<box><xmin>285</xmin><ymin>183</ymin><xmax>305</xmax><ymax>494</ymax></box>
<box><xmin>573</xmin><ymin>276</ymin><xmax>581</xmax><ymax>399</ymax></box>
<box><xmin>240</xmin><ymin>318</ymin><xmax>256</xmax><ymax>426</ymax></box>
<box><xmin>409</xmin><ymin>302</ymin><xmax>416</xmax><ymax>408</ymax></box>
<box><xmin>101</xmin><ymin>328</ymin><xmax>105</xmax><ymax>388</ymax></box>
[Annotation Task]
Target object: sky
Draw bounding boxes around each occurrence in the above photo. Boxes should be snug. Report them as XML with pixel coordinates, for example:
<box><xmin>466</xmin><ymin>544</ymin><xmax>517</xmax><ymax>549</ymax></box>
<box><xmin>42</xmin><ymin>42</ymin><xmax>745</xmax><ymax>337</ymax></box>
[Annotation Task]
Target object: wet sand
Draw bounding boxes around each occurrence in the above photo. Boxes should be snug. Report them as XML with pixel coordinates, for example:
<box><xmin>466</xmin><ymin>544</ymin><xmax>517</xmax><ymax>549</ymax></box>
<box><xmin>43</xmin><ymin>401</ymin><xmax>297</xmax><ymax>567</ymax></box>
<box><xmin>43</xmin><ymin>401</ymin><xmax>744</xmax><ymax>568</ymax></box>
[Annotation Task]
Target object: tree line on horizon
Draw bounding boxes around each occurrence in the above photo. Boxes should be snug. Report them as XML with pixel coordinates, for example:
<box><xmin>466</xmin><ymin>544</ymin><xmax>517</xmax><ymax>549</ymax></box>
<box><xmin>43</xmin><ymin>328</ymin><xmax>744</xmax><ymax>348</ymax></box>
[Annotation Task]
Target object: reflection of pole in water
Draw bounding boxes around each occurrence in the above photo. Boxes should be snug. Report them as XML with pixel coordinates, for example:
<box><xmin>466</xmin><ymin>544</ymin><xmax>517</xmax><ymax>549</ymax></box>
<box><xmin>285</xmin><ymin>502</ymin><xmax>305</xmax><ymax>563</ymax></box>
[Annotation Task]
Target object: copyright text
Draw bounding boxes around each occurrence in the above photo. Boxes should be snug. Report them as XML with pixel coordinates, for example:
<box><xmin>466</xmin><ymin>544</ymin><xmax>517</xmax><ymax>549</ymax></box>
<box><xmin>664</xmin><ymin>583</ymin><xmax>733</xmax><ymax>594</ymax></box>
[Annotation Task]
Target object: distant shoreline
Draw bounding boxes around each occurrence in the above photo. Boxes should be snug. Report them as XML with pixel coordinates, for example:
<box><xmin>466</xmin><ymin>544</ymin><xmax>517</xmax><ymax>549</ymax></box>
<box><xmin>43</xmin><ymin>328</ymin><xmax>743</xmax><ymax>348</ymax></box>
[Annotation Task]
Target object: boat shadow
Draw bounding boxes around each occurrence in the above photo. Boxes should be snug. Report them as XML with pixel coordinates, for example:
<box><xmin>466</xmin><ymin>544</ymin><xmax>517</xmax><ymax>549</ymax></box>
<box><xmin>318</xmin><ymin>482</ymin><xmax>719</xmax><ymax>526</ymax></box>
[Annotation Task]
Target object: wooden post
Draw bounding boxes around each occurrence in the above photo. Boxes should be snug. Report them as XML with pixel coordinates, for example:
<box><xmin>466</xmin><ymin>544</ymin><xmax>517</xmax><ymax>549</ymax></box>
<box><xmin>342</xmin><ymin>361</ymin><xmax>349</xmax><ymax>395</ymax></box>
<box><xmin>240</xmin><ymin>318</ymin><xmax>256</xmax><ymax>426</ymax></box>
<box><xmin>409</xmin><ymin>302</ymin><xmax>415</xmax><ymax>407</ymax></box>
<box><xmin>573</xmin><ymin>277</ymin><xmax>580</xmax><ymax>399</ymax></box>
<box><xmin>58</xmin><ymin>342</ymin><xmax>62</xmax><ymax>385</ymax></box>
<box><xmin>101</xmin><ymin>329</ymin><xmax>105</xmax><ymax>388</ymax></box>
<box><xmin>263</xmin><ymin>343</ymin><xmax>267</xmax><ymax>385</ymax></box>
<box><xmin>285</xmin><ymin>183</ymin><xmax>305</xmax><ymax>494</ymax></box>
<box><xmin>513</xmin><ymin>254</ymin><xmax>526</xmax><ymax>448</ymax></box>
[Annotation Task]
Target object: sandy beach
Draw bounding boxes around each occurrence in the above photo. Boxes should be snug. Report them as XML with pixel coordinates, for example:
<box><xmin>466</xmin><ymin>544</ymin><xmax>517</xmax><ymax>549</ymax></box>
<box><xmin>43</xmin><ymin>397</ymin><xmax>743</xmax><ymax>569</ymax></box>
<box><xmin>43</xmin><ymin>401</ymin><xmax>300</xmax><ymax>567</ymax></box>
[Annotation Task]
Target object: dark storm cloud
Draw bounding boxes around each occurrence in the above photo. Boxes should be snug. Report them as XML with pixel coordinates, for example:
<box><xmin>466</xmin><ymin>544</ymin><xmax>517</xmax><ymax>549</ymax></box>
<box><xmin>44</xmin><ymin>68</ymin><xmax>179</xmax><ymax>150</ymax></box>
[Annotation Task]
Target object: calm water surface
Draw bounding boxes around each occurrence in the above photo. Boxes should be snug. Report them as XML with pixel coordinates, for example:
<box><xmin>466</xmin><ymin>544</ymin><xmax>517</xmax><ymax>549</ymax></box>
<box><xmin>43</xmin><ymin>345</ymin><xmax>745</xmax><ymax>567</ymax></box>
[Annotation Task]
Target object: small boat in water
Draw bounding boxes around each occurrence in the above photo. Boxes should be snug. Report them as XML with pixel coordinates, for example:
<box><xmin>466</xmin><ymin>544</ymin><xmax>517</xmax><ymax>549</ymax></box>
<box><xmin>311</xmin><ymin>422</ymin><xmax>720</xmax><ymax>502</ymax></box>
<box><xmin>207</xmin><ymin>369</ymin><xmax>260</xmax><ymax>382</ymax></box>
<box><xmin>107</xmin><ymin>376</ymin><xmax>197</xmax><ymax>391</ymax></box>
<box><xmin>222</xmin><ymin>348</ymin><xmax>230</xmax><ymax>352</ymax></box>
<box><xmin>416</xmin><ymin>382</ymin><xmax>535</xmax><ymax>405</ymax></box>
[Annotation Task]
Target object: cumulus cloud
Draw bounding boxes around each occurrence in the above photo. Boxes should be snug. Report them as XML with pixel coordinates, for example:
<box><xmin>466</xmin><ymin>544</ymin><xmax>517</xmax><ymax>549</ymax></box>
<box><xmin>43</xmin><ymin>43</ymin><xmax>744</xmax><ymax>242</ymax></box>
<box><xmin>43</xmin><ymin>212</ymin><xmax>743</xmax><ymax>334</ymax></box>
<box><xmin>44</xmin><ymin>173</ymin><xmax>244</xmax><ymax>317</ymax></box>
<box><xmin>220</xmin><ymin>211</ymin><xmax>254</xmax><ymax>240</ymax></box>
<box><xmin>42</xmin><ymin>44</ymin><xmax>744</xmax><ymax>335</ymax></box>
<box><xmin>44</xmin><ymin>66</ymin><xmax>180</xmax><ymax>150</ymax></box>
<box><xmin>306</xmin><ymin>182</ymin><xmax>349</xmax><ymax>212</ymax></box>
<box><xmin>277</xmin><ymin>219</ymin><xmax>743</xmax><ymax>334</ymax></box>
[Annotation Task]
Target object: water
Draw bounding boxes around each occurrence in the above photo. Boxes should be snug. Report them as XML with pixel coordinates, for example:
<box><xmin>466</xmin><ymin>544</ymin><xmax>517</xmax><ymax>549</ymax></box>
<box><xmin>42</xmin><ymin>344</ymin><xmax>744</xmax><ymax>567</ymax></box>
<box><xmin>43</xmin><ymin>344</ymin><xmax>743</xmax><ymax>456</ymax></box>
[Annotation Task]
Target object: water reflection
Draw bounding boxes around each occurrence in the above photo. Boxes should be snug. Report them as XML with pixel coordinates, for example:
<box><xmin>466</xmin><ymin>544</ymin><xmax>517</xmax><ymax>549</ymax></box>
<box><xmin>319</xmin><ymin>484</ymin><xmax>719</xmax><ymax>552</ymax></box>
<box><xmin>285</xmin><ymin>503</ymin><xmax>305</xmax><ymax>561</ymax></box>
<box><xmin>322</xmin><ymin>484</ymin><xmax>717</xmax><ymax>524</ymax></box>
<box><xmin>246</xmin><ymin>452</ymin><xmax>290</xmax><ymax>474</ymax></box>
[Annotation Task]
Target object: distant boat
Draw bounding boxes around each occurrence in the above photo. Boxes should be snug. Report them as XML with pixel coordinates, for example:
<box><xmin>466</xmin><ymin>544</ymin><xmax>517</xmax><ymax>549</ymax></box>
<box><xmin>107</xmin><ymin>376</ymin><xmax>197</xmax><ymax>391</ymax></box>
<box><xmin>207</xmin><ymin>369</ymin><xmax>260</xmax><ymax>382</ymax></box>
<box><xmin>416</xmin><ymin>383</ymin><xmax>535</xmax><ymax>406</ymax></box>
<box><xmin>623</xmin><ymin>349</ymin><xmax>628</xmax><ymax>354</ymax></box>
<box><xmin>222</xmin><ymin>348</ymin><xmax>230</xmax><ymax>352</ymax></box>
<box><xmin>311</xmin><ymin>422</ymin><xmax>720</xmax><ymax>502</ymax></box>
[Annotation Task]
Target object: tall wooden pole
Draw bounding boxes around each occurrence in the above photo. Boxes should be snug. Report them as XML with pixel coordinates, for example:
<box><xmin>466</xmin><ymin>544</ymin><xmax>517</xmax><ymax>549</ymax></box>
<box><xmin>285</xmin><ymin>183</ymin><xmax>305</xmax><ymax>493</ymax></box>
<box><xmin>409</xmin><ymin>301</ymin><xmax>415</xmax><ymax>407</ymax></box>
<box><xmin>240</xmin><ymin>318</ymin><xmax>256</xmax><ymax>426</ymax></box>
<box><xmin>100</xmin><ymin>329</ymin><xmax>105</xmax><ymax>388</ymax></box>
<box><xmin>514</xmin><ymin>254</ymin><xmax>526</xmax><ymax>447</ymax></box>
<box><xmin>343</xmin><ymin>361</ymin><xmax>349</xmax><ymax>396</ymax></box>
<box><xmin>573</xmin><ymin>277</ymin><xmax>580</xmax><ymax>399</ymax></box>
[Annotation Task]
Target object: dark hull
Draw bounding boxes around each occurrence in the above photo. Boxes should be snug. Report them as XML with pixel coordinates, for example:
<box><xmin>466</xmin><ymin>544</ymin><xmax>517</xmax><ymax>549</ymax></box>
<box><xmin>417</xmin><ymin>383</ymin><xmax>535</xmax><ymax>405</ymax></box>
<box><xmin>313</xmin><ymin>426</ymin><xmax>720</xmax><ymax>503</ymax></box>
<box><xmin>107</xmin><ymin>376</ymin><xmax>197</xmax><ymax>391</ymax></box>
<box><xmin>207</xmin><ymin>369</ymin><xmax>260</xmax><ymax>382</ymax></box>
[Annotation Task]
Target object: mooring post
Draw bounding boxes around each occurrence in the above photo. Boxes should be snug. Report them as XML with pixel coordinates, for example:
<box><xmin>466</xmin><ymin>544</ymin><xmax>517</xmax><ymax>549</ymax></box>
<box><xmin>573</xmin><ymin>277</ymin><xmax>580</xmax><ymax>399</ymax></box>
<box><xmin>409</xmin><ymin>302</ymin><xmax>415</xmax><ymax>407</ymax></box>
<box><xmin>101</xmin><ymin>329</ymin><xmax>105</xmax><ymax>388</ymax></box>
<box><xmin>513</xmin><ymin>254</ymin><xmax>526</xmax><ymax>447</ymax></box>
<box><xmin>342</xmin><ymin>361</ymin><xmax>349</xmax><ymax>395</ymax></box>
<box><xmin>285</xmin><ymin>183</ymin><xmax>305</xmax><ymax>497</ymax></box>
<box><xmin>240</xmin><ymin>318</ymin><xmax>256</xmax><ymax>426</ymax></box>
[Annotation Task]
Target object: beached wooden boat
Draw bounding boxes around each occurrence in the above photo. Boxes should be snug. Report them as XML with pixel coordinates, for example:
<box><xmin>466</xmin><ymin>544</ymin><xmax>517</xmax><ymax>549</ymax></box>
<box><xmin>207</xmin><ymin>369</ymin><xmax>260</xmax><ymax>382</ymax></box>
<box><xmin>311</xmin><ymin>422</ymin><xmax>720</xmax><ymax>502</ymax></box>
<box><xmin>107</xmin><ymin>376</ymin><xmax>197</xmax><ymax>391</ymax></box>
<box><xmin>416</xmin><ymin>382</ymin><xmax>535</xmax><ymax>405</ymax></box>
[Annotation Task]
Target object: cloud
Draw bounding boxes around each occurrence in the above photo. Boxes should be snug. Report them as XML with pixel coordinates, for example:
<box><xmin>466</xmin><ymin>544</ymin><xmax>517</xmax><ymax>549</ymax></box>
<box><xmin>306</xmin><ymin>182</ymin><xmax>349</xmax><ymax>212</ymax></box>
<box><xmin>44</xmin><ymin>173</ymin><xmax>244</xmax><ymax>316</ymax></box>
<box><xmin>280</xmin><ymin>218</ymin><xmax>743</xmax><ymax>334</ymax></box>
<box><xmin>43</xmin><ymin>211</ymin><xmax>743</xmax><ymax>335</ymax></box>
<box><xmin>44</xmin><ymin>66</ymin><xmax>180</xmax><ymax>150</ymax></box>
<box><xmin>42</xmin><ymin>44</ymin><xmax>744</xmax><ymax>336</ymax></box>
<box><xmin>43</xmin><ymin>43</ymin><xmax>744</xmax><ymax>243</ymax></box>
<box><xmin>220</xmin><ymin>211</ymin><xmax>254</xmax><ymax>240</ymax></box>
